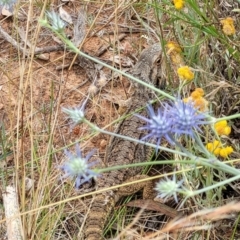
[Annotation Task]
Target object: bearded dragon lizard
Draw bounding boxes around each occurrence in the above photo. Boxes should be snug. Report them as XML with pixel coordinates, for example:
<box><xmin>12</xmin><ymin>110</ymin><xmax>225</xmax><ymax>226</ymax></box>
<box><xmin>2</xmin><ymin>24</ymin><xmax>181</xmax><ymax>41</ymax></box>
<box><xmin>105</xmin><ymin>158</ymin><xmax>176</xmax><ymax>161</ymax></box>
<box><xmin>83</xmin><ymin>43</ymin><xmax>163</xmax><ymax>240</ymax></box>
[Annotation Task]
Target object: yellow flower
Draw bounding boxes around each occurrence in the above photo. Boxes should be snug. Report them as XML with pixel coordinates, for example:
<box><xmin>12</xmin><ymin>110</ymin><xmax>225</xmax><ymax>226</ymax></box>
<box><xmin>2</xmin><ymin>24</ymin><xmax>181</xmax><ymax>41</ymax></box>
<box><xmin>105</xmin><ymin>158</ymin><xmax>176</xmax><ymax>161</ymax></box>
<box><xmin>195</xmin><ymin>88</ymin><xmax>204</xmax><ymax>95</ymax></box>
<box><xmin>206</xmin><ymin>140</ymin><xmax>221</xmax><ymax>156</ymax></box>
<box><xmin>219</xmin><ymin>146</ymin><xmax>233</xmax><ymax>158</ymax></box>
<box><xmin>166</xmin><ymin>41</ymin><xmax>184</xmax><ymax>65</ymax></box>
<box><xmin>184</xmin><ymin>88</ymin><xmax>208</xmax><ymax>111</ymax></box>
<box><xmin>166</xmin><ymin>41</ymin><xmax>182</xmax><ymax>53</ymax></box>
<box><xmin>194</xmin><ymin>97</ymin><xmax>208</xmax><ymax>112</ymax></box>
<box><xmin>177</xmin><ymin>66</ymin><xmax>194</xmax><ymax>81</ymax></box>
<box><xmin>206</xmin><ymin>140</ymin><xmax>233</xmax><ymax>158</ymax></box>
<box><xmin>173</xmin><ymin>0</ymin><xmax>184</xmax><ymax>10</ymax></box>
<box><xmin>214</xmin><ymin>120</ymin><xmax>231</xmax><ymax>136</ymax></box>
<box><xmin>171</xmin><ymin>53</ymin><xmax>184</xmax><ymax>65</ymax></box>
<box><xmin>191</xmin><ymin>88</ymin><xmax>204</xmax><ymax>98</ymax></box>
<box><xmin>191</xmin><ymin>91</ymin><xmax>202</xmax><ymax>99</ymax></box>
<box><xmin>220</xmin><ymin>17</ymin><xmax>236</xmax><ymax>36</ymax></box>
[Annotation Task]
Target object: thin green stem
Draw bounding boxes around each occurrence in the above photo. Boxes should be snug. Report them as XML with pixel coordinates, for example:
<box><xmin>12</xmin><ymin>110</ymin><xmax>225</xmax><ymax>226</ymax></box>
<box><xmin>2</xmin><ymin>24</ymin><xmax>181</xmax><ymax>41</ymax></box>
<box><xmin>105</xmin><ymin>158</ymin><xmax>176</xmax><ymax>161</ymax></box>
<box><xmin>81</xmin><ymin>118</ymin><xmax>240</xmax><ymax>176</ymax></box>
<box><xmin>185</xmin><ymin>174</ymin><xmax>240</xmax><ymax>197</ymax></box>
<box><xmin>216</xmin><ymin>114</ymin><xmax>240</xmax><ymax>122</ymax></box>
<box><xmin>45</xmin><ymin>23</ymin><xmax>175</xmax><ymax>100</ymax></box>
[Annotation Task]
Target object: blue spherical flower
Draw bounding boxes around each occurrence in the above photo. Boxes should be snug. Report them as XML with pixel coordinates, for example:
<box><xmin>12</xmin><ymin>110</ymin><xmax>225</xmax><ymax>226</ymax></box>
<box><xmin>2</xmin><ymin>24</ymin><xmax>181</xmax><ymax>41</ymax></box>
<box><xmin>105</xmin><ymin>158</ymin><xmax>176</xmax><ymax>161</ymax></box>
<box><xmin>169</xmin><ymin>99</ymin><xmax>208</xmax><ymax>137</ymax></box>
<box><xmin>137</xmin><ymin>104</ymin><xmax>175</xmax><ymax>147</ymax></box>
<box><xmin>61</xmin><ymin>145</ymin><xmax>99</xmax><ymax>188</ymax></box>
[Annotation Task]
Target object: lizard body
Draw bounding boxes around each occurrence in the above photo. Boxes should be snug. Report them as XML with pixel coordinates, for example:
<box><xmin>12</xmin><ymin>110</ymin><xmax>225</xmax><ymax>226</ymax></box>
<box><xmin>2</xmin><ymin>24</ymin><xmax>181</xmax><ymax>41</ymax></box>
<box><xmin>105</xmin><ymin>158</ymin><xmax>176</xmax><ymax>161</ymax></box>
<box><xmin>84</xmin><ymin>43</ymin><xmax>163</xmax><ymax>240</ymax></box>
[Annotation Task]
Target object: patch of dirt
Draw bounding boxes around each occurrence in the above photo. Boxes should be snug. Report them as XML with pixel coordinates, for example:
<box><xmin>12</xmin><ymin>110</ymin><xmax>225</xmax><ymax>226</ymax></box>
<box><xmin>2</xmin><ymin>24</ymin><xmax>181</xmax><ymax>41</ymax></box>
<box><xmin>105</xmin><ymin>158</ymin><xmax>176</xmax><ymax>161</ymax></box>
<box><xmin>0</xmin><ymin>1</ymin><xmax>240</xmax><ymax>239</ymax></box>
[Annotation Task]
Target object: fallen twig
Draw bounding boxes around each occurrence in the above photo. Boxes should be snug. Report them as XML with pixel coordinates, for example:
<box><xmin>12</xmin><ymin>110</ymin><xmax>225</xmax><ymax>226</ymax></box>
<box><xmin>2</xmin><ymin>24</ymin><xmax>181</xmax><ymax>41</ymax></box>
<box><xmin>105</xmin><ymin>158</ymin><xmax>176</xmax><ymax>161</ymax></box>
<box><xmin>2</xmin><ymin>186</ymin><xmax>24</xmax><ymax>240</ymax></box>
<box><xmin>0</xmin><ymin>25</ymin><xmax>65</xmax><ymax>56</ymax></box>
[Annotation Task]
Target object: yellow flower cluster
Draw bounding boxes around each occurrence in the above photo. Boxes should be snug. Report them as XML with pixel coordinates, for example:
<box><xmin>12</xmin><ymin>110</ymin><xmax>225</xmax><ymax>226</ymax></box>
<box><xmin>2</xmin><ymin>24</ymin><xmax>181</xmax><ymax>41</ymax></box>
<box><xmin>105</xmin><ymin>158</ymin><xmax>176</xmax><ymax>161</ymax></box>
<box><xmin>220</xmin><ymin>17</ymin><xmax>236</xmax><ymax>36</ymax></box>
<box><xmin>184</xmin><ymin>88</ymin><xmax>208</xmax><ymax>111</ymax></box>
<box><xmin>173</xmin><ymin>0</ymin><xmax>184</xmax><ymax>10</ymax></box>
<box><xmin>214</xmin><ymin>120</ymin><xmax>231</xmax><ymax>136</ymax></box>
<box><xmin>206</xmin><ymin>140</ymin><xmax>233</xmax><ymax>158</ymax></box>
<box><xmin>206</xmin><ymin>120</ymin><xmax>233</xmax><ymax>158</ymax></box>
<box><xmin>166</xmin><ymin>41</ymin><xmax>182</xmax><ymax>53</ymax></box>
<box><xmin>166</xmin><ymin>42</ymin><xmax>194</xmax><ymax>83</ymax></box>
<box><xmin>166</xmin><ymin>41</ymin><xmax>184</xmax><ymax>65</ymax></box>
<box><xmin>177</xmin><ymin>66</ymin><xmax>194</xmax><ymax>81</ymax></box>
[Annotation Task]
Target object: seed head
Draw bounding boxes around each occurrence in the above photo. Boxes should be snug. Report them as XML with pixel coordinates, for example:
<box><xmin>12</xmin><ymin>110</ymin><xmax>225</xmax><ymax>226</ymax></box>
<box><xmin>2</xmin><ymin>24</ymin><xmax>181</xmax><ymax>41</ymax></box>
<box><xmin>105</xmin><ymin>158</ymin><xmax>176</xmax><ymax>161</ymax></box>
<box><xmin>62</xmin><ymin>98</ymin><xmax>87</xmax><ymax>127</ymax></box>
<box><xmin>46</xmin><ymin>10</ymin><xmax>66</xmax><ymax>33</ymax></box>
<box><xmin>155</xmin><ymin>174</ymin><xmax>184</xmax><ymax>203</ymax></box>
<box><xmin>88</xmin><ymin>84</ymin><xmax>98</xmax><ymax>95</ymax></box>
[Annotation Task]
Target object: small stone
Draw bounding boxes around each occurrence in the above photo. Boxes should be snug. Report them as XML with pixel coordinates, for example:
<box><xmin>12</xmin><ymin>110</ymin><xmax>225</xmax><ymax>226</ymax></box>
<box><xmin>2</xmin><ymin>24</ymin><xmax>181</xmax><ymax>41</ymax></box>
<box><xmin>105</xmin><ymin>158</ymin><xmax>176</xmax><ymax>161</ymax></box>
<box><xmin>100</xmin><ymin>139</ymin><xmax>107</xmax><ymax>149</ymax></box>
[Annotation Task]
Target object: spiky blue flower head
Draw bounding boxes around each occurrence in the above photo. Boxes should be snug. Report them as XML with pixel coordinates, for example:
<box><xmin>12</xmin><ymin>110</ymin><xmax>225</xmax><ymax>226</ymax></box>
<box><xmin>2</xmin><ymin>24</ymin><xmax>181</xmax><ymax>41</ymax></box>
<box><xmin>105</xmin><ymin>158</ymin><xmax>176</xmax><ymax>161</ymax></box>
<box><xmin>61</xmin><ymin>145</ymin><xmax>99</xmax><ymax>188</ymax></box>
<box><xmin>46</xmin><ymin>10</ymin><xmax>66</xmax><ymax>33</ymax></box>
<box><xmin>137</xmin><ymin>104</ymin><xmax>175</xmax><ymax>147</ymax></box>
<box><xmin>169</xmin><ymin>99</ymin><xmax>208</xmax><ymax>137</ymax></box>
<box><xmin>0</xmin><ymin>0</ymin><xmax>16</xmax><ymax>11</ymax></box>
<box><xmin>155</xmin><ymin>174</ymin><xmax>184</xmax><ymax>203</ymax></box>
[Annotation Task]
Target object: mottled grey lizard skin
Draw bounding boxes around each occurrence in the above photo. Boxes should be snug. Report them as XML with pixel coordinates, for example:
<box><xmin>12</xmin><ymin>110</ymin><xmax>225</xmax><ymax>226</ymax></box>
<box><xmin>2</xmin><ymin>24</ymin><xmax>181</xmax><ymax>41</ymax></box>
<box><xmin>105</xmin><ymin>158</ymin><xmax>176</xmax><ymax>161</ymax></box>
<box><xmin>83</xmin><ymin>43</ymin><xmax>163</xmax><ymax>240</ymax></box>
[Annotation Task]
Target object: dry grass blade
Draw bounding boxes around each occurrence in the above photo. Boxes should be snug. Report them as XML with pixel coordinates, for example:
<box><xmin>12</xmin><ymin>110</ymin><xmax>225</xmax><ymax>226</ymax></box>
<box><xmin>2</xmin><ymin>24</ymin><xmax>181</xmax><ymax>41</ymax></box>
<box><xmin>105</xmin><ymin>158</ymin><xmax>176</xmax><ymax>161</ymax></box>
<box><xmin>145</xmin><ymin>201</ymin><xmax>240</xmax><ymax>239</ymax></box>
<box><xmin>1</xmin><ymin>0</ymin><xmax>240</xmax><ymax>239</ymax></box>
